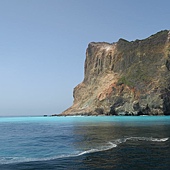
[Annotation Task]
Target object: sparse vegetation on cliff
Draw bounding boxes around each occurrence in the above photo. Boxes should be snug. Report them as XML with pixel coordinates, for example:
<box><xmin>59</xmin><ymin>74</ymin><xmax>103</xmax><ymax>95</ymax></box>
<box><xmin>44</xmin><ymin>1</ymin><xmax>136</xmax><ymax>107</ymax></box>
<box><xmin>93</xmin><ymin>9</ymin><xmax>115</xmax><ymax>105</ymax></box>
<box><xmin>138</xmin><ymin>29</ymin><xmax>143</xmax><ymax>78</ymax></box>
<box><xmin>61</xmin><ymin>30</ymin><xmax>170</xmax><ymax>116</ymax></box>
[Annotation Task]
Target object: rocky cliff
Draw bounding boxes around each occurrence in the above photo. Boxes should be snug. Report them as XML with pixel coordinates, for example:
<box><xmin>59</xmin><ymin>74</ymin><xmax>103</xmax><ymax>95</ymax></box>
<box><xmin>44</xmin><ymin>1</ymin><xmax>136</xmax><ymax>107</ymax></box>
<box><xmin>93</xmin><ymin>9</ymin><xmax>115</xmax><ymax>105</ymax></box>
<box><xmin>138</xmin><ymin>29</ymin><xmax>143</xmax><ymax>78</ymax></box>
<box><xmin>61</xmin><ymin>30</ymin><xmax>170</xmax><ymax>116</ymax></box>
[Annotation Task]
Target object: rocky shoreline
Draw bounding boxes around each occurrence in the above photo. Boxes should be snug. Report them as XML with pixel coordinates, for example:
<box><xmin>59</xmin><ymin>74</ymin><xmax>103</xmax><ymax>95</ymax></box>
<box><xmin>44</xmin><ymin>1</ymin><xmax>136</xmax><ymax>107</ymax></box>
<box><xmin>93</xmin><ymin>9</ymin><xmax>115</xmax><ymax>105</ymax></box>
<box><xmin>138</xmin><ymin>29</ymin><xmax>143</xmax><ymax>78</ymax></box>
<box><xmin>52</xmin><ymin>113</ymin><xmax>169</xmax><ymax>117</ymax></box>
<box><xmin>61</xmin><ymin>30</ymin><xmax>170</xmax><ymax>116</ymax></box>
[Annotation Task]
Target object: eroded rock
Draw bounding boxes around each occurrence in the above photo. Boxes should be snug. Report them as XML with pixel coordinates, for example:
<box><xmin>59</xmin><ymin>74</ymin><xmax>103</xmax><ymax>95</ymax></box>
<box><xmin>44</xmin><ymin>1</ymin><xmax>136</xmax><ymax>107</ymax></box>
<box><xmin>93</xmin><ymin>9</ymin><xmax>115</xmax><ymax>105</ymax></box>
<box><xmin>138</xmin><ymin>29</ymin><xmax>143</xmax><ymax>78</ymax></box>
<box><xmin>61</xmin><ymin>30</ymin><xmax>170</xmax><ymax>116</ymax></box>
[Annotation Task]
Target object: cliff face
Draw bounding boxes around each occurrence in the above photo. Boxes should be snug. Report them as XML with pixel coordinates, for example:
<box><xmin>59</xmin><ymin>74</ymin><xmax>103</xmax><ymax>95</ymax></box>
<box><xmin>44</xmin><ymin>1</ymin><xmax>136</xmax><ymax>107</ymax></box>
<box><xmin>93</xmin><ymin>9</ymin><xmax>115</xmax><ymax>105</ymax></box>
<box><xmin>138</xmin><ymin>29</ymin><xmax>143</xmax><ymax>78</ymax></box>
<box><xmin>62</xmin><ymin>30</ymin><xmax>170</xmax><ymax>116</ymax></box>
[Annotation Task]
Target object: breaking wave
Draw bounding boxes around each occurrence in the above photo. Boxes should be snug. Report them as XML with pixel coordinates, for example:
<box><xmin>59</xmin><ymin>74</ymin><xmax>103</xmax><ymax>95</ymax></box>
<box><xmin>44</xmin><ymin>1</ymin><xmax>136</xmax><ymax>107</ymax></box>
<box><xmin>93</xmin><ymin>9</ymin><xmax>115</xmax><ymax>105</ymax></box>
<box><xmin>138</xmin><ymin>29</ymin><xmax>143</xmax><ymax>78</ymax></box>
<box><xmin>77</xmin><ymin>142</ymin><xmax>117</xmax><ymax>156</ymax></box>
<box><xmin>0</xmin><ymin>137</ymin><xmax>168</xmax><ymax>165</ymax></box>
<box><xmin>114</xmin><ymin>137</ymin><xmax>169</xmax><ymax>144</ymax></box>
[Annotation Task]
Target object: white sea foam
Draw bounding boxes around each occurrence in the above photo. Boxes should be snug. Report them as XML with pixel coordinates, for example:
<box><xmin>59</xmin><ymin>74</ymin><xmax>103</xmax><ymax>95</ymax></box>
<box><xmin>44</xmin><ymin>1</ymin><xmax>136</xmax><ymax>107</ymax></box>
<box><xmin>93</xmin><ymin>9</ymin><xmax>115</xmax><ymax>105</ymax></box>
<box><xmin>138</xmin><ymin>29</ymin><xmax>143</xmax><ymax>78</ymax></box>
<box><xmin>1</xmin><ymin>137</ymin><xmax>168</xmax><ymax>165</ymax></box>
<box><xmin>112</xmin><ymin>137</ymin><xmax>169</xmax><ymax>145</ymax></box>
<box><xmin>78</xmin><ymin>142</ymin><xmax>117</xmax><ymax>156</ymax></box>
<box><xmin>150</xmin><ymin>137</ymin><xmax>169</xmax><ymax>142</ymax></box>
<box><xmin>0</xmin><ymin>142</ymin><xmax>117</xmax><ymax>165</ymax></box>
<box><xmin>0</xmin><ymin>155</ymin><xmax>74</xmax><ymax>165</ymax></box>
<box><xmin>125</xmin><ymin>137</ymin><xmax>169</xmax><ymax>142</ymax></box>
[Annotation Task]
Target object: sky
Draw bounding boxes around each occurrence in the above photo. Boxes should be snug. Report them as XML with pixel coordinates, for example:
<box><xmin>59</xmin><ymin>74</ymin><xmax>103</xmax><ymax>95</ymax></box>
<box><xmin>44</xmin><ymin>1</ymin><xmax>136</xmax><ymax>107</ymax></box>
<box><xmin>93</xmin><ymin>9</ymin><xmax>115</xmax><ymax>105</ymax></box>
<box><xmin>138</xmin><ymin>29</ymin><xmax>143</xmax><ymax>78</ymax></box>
<box><xmin>0</xmin><ymin>0</ymin><xmax>170</xmax><ymax>116</ymax></box>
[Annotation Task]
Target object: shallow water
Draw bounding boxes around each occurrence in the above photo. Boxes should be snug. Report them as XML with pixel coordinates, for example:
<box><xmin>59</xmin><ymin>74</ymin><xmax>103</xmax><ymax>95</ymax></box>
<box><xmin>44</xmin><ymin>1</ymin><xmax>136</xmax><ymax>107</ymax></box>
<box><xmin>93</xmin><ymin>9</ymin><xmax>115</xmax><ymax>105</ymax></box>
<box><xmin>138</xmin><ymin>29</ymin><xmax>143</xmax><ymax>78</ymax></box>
<box><xmin>0</xmin><ymin>116</ymin><xmax>170</xmax><ymax>170</ymax></box>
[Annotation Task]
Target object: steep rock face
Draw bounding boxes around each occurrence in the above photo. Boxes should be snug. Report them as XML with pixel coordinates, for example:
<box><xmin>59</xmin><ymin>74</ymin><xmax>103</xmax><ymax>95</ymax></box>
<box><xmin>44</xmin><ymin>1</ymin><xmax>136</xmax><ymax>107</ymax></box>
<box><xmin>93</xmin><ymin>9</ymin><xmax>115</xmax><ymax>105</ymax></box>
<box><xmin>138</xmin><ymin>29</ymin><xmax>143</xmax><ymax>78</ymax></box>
<box><xmin>61</xmin><ymin>30</ymin><xmax>170</xmax><ymax>116</ymax></box>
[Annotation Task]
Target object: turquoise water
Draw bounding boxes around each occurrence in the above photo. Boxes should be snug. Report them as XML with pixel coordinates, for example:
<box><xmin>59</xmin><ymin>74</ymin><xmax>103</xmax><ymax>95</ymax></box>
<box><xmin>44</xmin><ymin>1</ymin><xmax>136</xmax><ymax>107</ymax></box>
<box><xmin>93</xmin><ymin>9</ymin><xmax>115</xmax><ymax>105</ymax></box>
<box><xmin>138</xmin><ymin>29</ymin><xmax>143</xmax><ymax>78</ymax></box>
<box><xmin>0</xmin><ymin>116</ymin><xmax>170</xmax><ymax>169</ymax></box>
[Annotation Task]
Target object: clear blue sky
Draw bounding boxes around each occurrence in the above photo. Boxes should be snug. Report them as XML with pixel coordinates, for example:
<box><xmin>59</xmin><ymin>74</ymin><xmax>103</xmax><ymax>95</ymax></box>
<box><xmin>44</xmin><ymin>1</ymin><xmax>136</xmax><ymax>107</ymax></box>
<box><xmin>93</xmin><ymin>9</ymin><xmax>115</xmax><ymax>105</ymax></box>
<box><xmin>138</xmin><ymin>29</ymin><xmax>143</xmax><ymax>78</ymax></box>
<box><xmin>0</xmin><ymin>0</ymin><xmax>169</xmax><ymax>116</ymax></box>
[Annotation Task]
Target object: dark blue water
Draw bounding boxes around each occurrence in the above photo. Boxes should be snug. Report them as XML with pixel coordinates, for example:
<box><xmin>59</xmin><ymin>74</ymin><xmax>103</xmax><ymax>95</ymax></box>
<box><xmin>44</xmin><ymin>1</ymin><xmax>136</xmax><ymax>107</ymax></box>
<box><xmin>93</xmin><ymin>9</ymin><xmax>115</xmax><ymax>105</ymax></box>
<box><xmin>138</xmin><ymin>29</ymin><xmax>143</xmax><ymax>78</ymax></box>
<box><xmin>0</xmin><ymin>116</ymin><xmax>169</xmax><ymax>170</ymax></box>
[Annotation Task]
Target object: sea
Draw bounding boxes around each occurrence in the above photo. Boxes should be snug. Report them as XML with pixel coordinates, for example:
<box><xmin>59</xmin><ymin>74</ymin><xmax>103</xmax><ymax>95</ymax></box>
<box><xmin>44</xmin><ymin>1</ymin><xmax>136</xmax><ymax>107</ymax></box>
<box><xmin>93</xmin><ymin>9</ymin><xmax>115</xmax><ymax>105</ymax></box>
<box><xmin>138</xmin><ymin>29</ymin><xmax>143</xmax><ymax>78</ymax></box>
<box><xmin>0</xmin><ymin>116</ymin><xmax>169</xmax><ymax>170</ymax></box>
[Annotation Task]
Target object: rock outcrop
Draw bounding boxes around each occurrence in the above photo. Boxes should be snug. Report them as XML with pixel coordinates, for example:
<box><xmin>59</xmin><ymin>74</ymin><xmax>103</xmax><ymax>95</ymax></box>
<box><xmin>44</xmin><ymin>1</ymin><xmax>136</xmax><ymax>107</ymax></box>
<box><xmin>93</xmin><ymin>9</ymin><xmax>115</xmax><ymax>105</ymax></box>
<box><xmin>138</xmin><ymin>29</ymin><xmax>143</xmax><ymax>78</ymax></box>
<box><xmin>61</xmin><ymin>30</ymin><xmax>170</xmax><ymax>116</ymax></box>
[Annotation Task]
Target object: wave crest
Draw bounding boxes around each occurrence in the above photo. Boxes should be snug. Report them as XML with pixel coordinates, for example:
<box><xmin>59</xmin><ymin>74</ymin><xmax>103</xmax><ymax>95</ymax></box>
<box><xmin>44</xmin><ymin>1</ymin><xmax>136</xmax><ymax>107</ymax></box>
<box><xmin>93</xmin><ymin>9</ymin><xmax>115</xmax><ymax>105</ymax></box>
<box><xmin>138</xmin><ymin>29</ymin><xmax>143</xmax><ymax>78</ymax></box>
<box><xmin>78</xmin><ymin>142</ymin><xmax>117</xmax><ymax>156</ymax></box>
<box><xmin>126</xmin><ymin>137</ymin><xmax>169</xmax><ymax>142</ymax></box>
<box><xmin>113</xmin><ymin>137</ymin><xmax>169</xmax><ymax>145</ymax></box>
<box><xmin>0</xmin><ymin>137</ymin><xmax>168</xmax><ymax>165</ymax></box>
